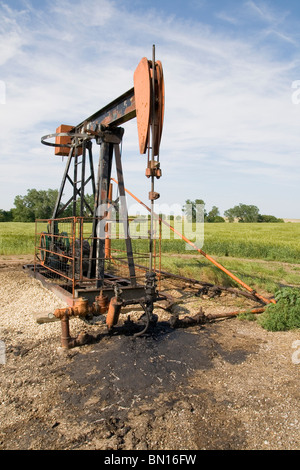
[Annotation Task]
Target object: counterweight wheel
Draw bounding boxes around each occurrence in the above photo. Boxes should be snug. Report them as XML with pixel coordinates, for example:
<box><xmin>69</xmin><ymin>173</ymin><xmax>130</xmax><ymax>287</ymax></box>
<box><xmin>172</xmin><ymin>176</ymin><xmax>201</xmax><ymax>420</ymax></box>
<box><xmin>133</xmin><ymin>56</ymin><xmax>165</xmax><ymax>156</ymax></box>
<box><xmin>40</xmin><ymin>232</ymin><xmax>50</xmax><ymax>265</ymax></box>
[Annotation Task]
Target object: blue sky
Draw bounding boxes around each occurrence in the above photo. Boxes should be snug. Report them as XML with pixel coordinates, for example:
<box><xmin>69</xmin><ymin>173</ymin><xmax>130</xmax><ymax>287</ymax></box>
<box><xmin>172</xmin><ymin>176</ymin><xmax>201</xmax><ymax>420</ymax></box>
<box><xmin>1</xmin><ymin>0</ymin><xmax>300</xmax><ymax>218</ymax></box>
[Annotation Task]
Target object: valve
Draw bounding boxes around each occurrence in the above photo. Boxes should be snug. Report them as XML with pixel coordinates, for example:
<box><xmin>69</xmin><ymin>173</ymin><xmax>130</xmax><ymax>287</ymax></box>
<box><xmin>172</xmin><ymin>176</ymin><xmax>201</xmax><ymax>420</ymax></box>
<box><xmin>145</xmin><ymin>161</ymin><xmax>162</xmax><ymax>179</ymax></box>
<box><xmin>106</xmin><ymin>285</ymin><xmax>123</xmax><ymax>331</ymax></box>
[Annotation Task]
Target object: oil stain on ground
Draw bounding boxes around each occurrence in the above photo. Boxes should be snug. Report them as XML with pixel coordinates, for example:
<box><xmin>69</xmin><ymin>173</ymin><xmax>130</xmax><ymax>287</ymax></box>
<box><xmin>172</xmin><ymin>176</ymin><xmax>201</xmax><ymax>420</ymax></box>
<box><xmin>62</xmin><ymin>322</ymin><xmax>252</xmax><ymax>425</ymax></box>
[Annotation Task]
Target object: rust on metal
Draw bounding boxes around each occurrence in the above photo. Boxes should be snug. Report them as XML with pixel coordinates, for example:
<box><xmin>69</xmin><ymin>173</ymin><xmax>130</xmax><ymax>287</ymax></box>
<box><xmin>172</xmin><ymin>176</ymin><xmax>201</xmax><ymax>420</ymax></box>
<box><xmin>149</xmin><ymin>191</ymin><xmax>160</xmax><ymax>201</ymax></box>
<box><xmin>54</xmin><ymin>124</ymin><xmax>73</xmax><ymax>156</ymax></box>
<box><xmin>59</xmin><ymin>312</ymin><xmax>95</xmax><ymax>349</ymax></box>
<box><xmin>153</xmin><ymin>60</ymin><xmax>165</xmax><ymax>156</ymax></box>
<box><xmin>106</xmin><ymin>296</ymin><xmax>123</xmax><ymax>330</ymax></box>
<box><xmin>133</xmin><ymin>56</ymin><xmax>165</xmax><ymax>156</ymax></box>
<box><xmin>54</xmin><ymin>297</ymin><xmax>92</xmax><ymax>319</ymax></box>
<box><xmin>73</xmin><ymin>88</ymin><xmax>136</xmax><ymax>134</ymax></box>
<box><xmin>60</xmin><ymin>313</ymin><xmax>72</xmax><ymax>349</ymax></box>
<box><xmin>133</xmin><ymin>57</ymin><xmax>151</xmax><ymax>154</ymax></box>
<box><xmin>54</xmin><ymin>124</ymin><xmax>83</xmax><ymax>156</ymax></box>
<box><xmin>95</xmin><ymin>290</ymin><xmax>109</xmax><ymax>314</ymax></box>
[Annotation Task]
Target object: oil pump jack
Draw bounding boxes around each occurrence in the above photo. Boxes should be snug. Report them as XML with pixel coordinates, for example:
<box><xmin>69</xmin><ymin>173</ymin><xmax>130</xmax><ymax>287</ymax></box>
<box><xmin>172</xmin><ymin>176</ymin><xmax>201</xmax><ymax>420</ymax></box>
<box><xmin>30</xmin><ymin>46</ymin><xmax>167</xmax><ymax>347</ymax></box>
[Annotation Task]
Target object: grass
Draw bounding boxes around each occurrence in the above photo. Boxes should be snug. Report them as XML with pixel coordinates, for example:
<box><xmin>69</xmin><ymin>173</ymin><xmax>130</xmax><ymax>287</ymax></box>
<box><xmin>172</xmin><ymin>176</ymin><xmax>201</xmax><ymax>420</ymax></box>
<box><xmin>1</xmin><ymin>221</ymin><xmax>300</xmax><ymax>330</ymax></box>
<box><xmin>159</xmin><ymin>254</ymin><xmax>300</xmax><ymax>294</ymax></box>
<box><xmin>0</xmin><ymin>223</ymin><xmax>36</xmax><ymax>255</ymax></box>
<box><xmin>118</xmin><ymin>221</ymin><xmax>300</xmax><ymax>263</ymax></box>
<box><xmin>201</xmin><ymin>223</ymin><xmax>300</xmax><ymax>263</ymax></box>
<box><xmin>1</xmin><ymin>221</ymin><xmax>300</xmax><ymax>294</ymax></box>
<box><xmin>1</xmin><ymin>221</ymin><xmax>300</xmax><ymax>261</ymax></box>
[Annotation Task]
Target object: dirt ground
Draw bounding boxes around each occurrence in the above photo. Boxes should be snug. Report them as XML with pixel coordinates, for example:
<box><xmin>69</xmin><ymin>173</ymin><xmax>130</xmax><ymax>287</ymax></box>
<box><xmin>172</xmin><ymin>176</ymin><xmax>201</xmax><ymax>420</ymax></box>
<box><xmin>0</xmin><ymin>256</ymin><xmax>299</xmax><ymax>451</ymax></box>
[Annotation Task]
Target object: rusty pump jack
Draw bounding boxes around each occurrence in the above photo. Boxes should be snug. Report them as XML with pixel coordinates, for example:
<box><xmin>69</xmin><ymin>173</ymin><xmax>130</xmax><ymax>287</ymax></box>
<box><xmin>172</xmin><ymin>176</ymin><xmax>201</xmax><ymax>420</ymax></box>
<box><xmin>38</xmin><ymin>46</ymin><xmax>165</xmax><ymax>346</ymax></box>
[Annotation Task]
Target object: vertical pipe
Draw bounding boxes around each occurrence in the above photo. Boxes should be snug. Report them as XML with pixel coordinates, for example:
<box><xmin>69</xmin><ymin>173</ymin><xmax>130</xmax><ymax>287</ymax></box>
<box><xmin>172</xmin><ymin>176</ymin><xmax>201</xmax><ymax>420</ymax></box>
<box><xmin>73</xmin><ymin>141</ymin><xmax>78</xmax><ymax>217</ymax></box>
<box><xmin>79</xmin><ymin>142</ymin><xmax>86</xmax><ymax>283</ymax></box>
<box><xmin>34</xmin><ymin>219</ymin><xmax>38</xmax><ymax>274</ymax></box>
<box><xmin>72</xmin><ymin>217</ymin><xmax>76</xmax><ymax>298</ymax></box>
<box><xmin>159</xmin><ymin>218</ymin><xmax>162</xmax><ymax>290</ymax></box>
<box><xmin>80</xmin><ymin>140</ymin><xmax>86</xmax><ymax>217</ymax></box>
<box><xmin>61</xmin><ymin>314</ymin><xmax>71</xmax><ymax>349</ymax></box>
<box><xmin>149</xmin><ymin>44</ymin><xmax>156</xmax><ymax>272</ymax></box>
<box><xmin>88</xmin><ymin>141</ymin><xmax>96</xmax><ymax>202</ymax></box>
<box><xmin>96</xmin><ymin>140</ymin><xmax>113</xmax><ymax>287</ymax></box>
<box><xmin>80</xmin><ymin>217</ymin><xmax>83</xmax><ymax>282</ymax></box>
<box><xmin>114</xmin><ymin>143</ymin><xmax>136</xmax><ymax>286</ymax></box>
<box><xmin>153</xmin><ymin>216</ymin><xmax>156</xmax><ymax>272</ymax></box>
<box><xmin>88</xmin><ymin>144</ymin><xmax>102</xmax><ymax>279</ymax></box>
<box><xmin>105</xmin><ymin>183</ymin><xmax>112</xmax><ymax>260</ymax></box>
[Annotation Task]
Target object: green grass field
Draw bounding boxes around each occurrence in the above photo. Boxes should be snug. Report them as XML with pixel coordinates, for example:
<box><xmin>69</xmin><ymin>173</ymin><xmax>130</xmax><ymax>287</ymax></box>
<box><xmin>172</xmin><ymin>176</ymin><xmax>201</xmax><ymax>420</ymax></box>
<box><xmin>1</xmin><ymin>221</ymin><xmax>300</xmax><ymax>261</ymax></box>
<box><xmin>1</xmin><ymin>221</ymin><xmax>300</xmax><ymax>293</ymax></box>
<box><xmin>201</xmin><ymin>222</ymin><xmax>300</xmax><ymax>263</ymax></box>
<box><xmin>0</xmin><ymin>223</ymin><xmax>36</xmax><ymax>255</ymax></box>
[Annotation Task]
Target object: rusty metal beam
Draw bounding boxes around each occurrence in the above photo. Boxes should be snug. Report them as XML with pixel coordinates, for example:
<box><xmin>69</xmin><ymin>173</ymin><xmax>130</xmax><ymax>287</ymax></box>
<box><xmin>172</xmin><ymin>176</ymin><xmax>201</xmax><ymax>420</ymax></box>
<box><xmin>73</xmin><ymin>87</ymin><xmax>136</xmax><ymax>134</ymax></box>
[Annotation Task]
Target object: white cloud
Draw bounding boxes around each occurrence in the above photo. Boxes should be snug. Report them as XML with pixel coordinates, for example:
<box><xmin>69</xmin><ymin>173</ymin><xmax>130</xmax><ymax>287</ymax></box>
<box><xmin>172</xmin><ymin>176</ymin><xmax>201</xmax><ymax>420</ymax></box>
<box><xmin>216</xmin><ymin>11</ymin><xmax>240</xmax><ymax>25</ymax></box>
<box><xmin>0</xmin><ymin>0</ymin><xmax>299</xmax><ymax>218</ymax></box>
<box><xmin>50</xmin><ymin>0</ymin><xmax>115</xmax><ymax>26</ymax></box>
<box><xmin>245</xmin><ymin>0</ymin><xmax>288</xmax><ymax>25</ymax></box>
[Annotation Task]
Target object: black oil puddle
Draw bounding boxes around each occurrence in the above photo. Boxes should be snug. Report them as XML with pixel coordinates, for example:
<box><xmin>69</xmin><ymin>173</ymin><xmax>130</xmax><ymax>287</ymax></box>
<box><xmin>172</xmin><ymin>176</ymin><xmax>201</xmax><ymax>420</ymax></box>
<box><xmin>61</xmin><ymin>325</ymin><xmax>211</xmax><ymax>414</ymax></box>
<box><xmin>61</xmin><ymin>322</ymin><xmax>253</xmax><ymax>424</ymax></box>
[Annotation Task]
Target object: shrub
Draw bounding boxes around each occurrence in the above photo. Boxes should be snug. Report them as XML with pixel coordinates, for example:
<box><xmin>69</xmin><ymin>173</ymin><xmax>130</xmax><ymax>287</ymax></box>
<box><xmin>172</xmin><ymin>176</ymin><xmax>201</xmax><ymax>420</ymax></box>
<box><xmin>238</xmin><ymin>311</ymin><xmax>257</xmax><ymax>321</ymax></box>
<box><xmin>258</xmin><ymin>288</ymin><xmax>300</xmax><ymax>331</ymax></box>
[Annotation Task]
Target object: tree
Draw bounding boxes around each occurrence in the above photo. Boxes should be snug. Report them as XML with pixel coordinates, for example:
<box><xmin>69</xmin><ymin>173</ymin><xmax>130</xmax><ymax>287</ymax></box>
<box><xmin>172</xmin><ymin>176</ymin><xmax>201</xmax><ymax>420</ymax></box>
<box><xmin>0</xmin><ymin>209</ymin><xmax>13</xmax><ymax>222</ymax></box>
<box><xmin>12</xmin><ymin>189</ymin><xmax>96</xmax><ymax>221</ymax></box>
<box><xmin>257</xmin><ymin>214</ymin><xmax>284</xmax><ymax>223</ymax></box>
<box><xmin>224</xmin><ymin>207</ymin><xmax>235</xmax><ymax>223</ymax></box>
<box><xmin>206</xmin><ymin>206</ymin><xmax>225</xmax><ymax>223</ymax></box>
<box><xmin>62</xmin><ymin>193</ymin><xmax>95</xmax><ymax>217</ymax></box>
<box><xmin>13</xmin><ymin>189</ymin><xmax>59</xmax><ymax>221</ymax></box>
<box><xmin>213</xmin><ymin>215</ymin><xmax>226</xmax><ymax>223</ymax></box>
<box><xmin>182</xmin><ymin>199</ymin><xmax>207</xmax><ymax>222</ymax></box>
<box><xmin>224</xmin><ymin>203</ymin><xmax>260</xmax><ymax>223</ymax></box>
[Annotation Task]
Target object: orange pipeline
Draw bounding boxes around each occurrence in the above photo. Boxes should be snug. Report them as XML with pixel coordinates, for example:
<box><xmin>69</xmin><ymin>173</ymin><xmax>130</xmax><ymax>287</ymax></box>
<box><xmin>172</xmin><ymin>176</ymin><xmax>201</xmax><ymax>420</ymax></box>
<box><xmin>111</xmin><ymin>178</ymin><xmax>275</xmax><ymax>305</ymax></box>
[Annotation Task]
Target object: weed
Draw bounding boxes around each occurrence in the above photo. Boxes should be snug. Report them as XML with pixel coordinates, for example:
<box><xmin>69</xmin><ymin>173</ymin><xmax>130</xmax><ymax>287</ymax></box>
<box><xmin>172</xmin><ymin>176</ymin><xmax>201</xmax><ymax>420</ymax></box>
<box><xmin>258</xmin><ymin>287</ymin><xmax>300</xmax><ymax>331</ymax></box>
<box><xmin>238</xmin><ymin>311</ymin><xmax>257</xmax><ymax>321</ymax></box>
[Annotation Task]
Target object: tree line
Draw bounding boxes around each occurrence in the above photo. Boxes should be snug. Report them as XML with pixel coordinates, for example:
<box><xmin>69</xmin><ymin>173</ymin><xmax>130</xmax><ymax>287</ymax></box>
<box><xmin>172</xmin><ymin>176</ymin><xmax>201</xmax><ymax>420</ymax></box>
<box><xmin>0</xmin><ymin>190</ymin><xmax>284</xmax><ymax>223</ymax></box>
<box><xmin>182</xmin><ymin>199</ymin><xmax>284</xmax><ymax>223</ymax></box>
<box><xmin>0</xmin><ymin>188</ymin><xmax>94</xmax><ymax>222</ymax></box>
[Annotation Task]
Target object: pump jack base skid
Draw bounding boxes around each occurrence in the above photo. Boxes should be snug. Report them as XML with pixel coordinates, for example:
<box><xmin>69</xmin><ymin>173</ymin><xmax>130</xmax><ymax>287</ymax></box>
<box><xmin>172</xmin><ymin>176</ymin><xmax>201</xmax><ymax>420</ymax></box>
<box><xmin>23</xmin><ymin>263</ymin><xmax>170</xmax><ymax>348</ymax></box>
<box><xmin>23</xmin><ymin>264</ymin><xmax>146</xmax><ymax>307</ymax></box>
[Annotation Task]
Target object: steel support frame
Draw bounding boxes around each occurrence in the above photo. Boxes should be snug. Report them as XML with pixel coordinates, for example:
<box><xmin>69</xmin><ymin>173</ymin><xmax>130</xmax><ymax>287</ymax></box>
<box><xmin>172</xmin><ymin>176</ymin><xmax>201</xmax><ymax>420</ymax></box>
<box><xmin>52</xmin><ymin>139</ymin><xmax>95</xmax><ymax>219</ymax></box>
<box><xmin>88</xmin><ymin>127</ymin><xmax>136</xmax><ymax>287</ymax></box>
<box><xmin>49</xmin><ymin>125</ymin><xmax>136</xmax><ymax>289</ymax></box>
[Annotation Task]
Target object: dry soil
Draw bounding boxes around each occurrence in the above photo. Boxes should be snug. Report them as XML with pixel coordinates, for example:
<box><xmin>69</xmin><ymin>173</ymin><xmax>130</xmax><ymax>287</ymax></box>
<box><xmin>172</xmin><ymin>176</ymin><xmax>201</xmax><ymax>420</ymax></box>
<box><xmin>0</xmin><ymin>256</ymin><xmax>299</xmax><ymax>451</ymax></box>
